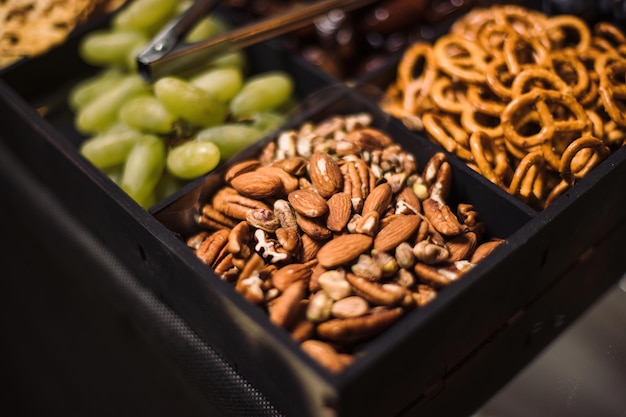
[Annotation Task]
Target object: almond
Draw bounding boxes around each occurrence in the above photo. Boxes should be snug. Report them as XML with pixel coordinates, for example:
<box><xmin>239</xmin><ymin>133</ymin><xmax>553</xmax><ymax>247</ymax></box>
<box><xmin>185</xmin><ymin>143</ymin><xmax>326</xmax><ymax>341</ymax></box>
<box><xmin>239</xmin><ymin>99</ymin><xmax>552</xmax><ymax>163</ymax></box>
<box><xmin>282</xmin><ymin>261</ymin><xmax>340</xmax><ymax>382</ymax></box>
<box><xmin>257</xmin><ymin>166</ymin><xmax>299</xmax><ymax>194</ymax></box>
<box><xmin>230</xmin><ymin>171</ymin><xmax>283</xmax><ymax>199</ymax></box>
<box><xmin>373</xmin><ymin>214</ymin><xmax>421</xmax><ymax>252</ymax></box>
<box><xmin>224</xmin><ymin>160</ymin><xmax>260</xmax><ymax>183</ymax></box>
<box><xmin>272</xmin><ymin>263</ymin><xmax>313</xmax><ymax>291</ymax></box>
<box><xmin>326</xmin><ymin>192</ymin><xmax>352</xmax><ymax>232</ymax></box>
<box><xmin>317</xmin><ymin>233</ymin><xmax>373</xmax><ymax>268</ymax></box>
<box><xmin>296</xmin><ymin>213</ymin><xmax>333</xmax><ymax>240</ymax></box>
<box><xmin>361</xmin><ymin>183</ymin><xmax>393</xmax><ymax>216</ymax></box>
<box><xmin>288</xmin><ymin>189</ymin><xmax>328</xmax><ymax>217</ymax></box>
<box><xmin>309</xmin><ymin>151</ymin><xmax>343</xmax><ymax>198</ymax></box>
<box><xmin>396</xmin><ymin>185</ymin><xmax>422</xmax><ymax>213</ymax></box>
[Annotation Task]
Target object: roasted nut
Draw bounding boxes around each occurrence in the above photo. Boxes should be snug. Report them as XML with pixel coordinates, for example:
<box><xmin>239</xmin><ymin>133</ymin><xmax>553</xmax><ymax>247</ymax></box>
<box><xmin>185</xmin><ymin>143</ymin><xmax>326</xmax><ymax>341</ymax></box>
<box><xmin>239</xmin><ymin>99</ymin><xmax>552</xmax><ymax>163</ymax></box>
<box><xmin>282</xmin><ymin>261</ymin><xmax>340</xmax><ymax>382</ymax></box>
<box><xmin>346</xmin><ymin>273</ymin><xmax>407</xmax><ymax>307</ymax></box>
<box><xmin>317</xmin><ymin>234</ymin><xmax>373</xmax><ymax>268</ymax></box>
<box><xmin>362</xmin><ymin>182</ymin><xmax>393</xmax><ymax>216</ymax></box>
<box><xmin>301</xmin><ymin>339</ymin><xmax>351</xmax><ymax>373</ymax></box>
<box><xmin>306</xmin><ymin>290</ymin><xmax>334</xmax><ymax>322</ymax></box>
<box><xmin>395</xmin><ymin>242</ymin><xmax>416</xmax><ymax>268</ymax></box>
<box><xmin>471</xmin><ymin>238</ymin><xmax>505</xmax><ymax>263</ymax></box>
<box><xmin>195</xmin><ymin>229</ymin><xmax>230</xmax><ymax>266</ymax></box>
<box><xmin>198</xmin><ymin>205</ymin><xmax>238</xmax><ymax>230</ymax></box>
<box><xmin>446</xmin><ymin>232</ymin><xmax>478</xmax><ymax>262</ymax></box>
<box><xmin>413</xmin><ymin>240</ymin><xmax>450</xmax><ymax>264</ymax></box>
<box><xmin>317</xmin><ymin>269</ymin><xmax>352</xmax><ymax>300</ymax></box>
<box><xmin>344</xmin><ymin>127</ymin><xmax>394</xmax><ymax>150</ymax></box>
<box><xmin>227</xmin><ymin>221</ymin><xmax>250</xmax><ymax>256</ymax></box>
<box><xmin>276</xmin><ymin>227</ymin><xmax>300</xmax><ymax>253</ymax></box>
<box><xmin>316</xmin><ymin>307</ymin><xmax>404</xmax><ymax>344</ymax></box>
<box><xmin>373</xmin><ymin>214</ymin><xmax>422</xmax><ymax>252</ymax></box>
<box><xmin>273</xmin><ymin>199</ymin><xmax>298</xmax><ymax>231</ymax></box>
<box><xmin>296</xmin><ymin>212</ymin><xmax>333</xmax><ymax>240</ymax></box>
<box><xmin>354</xmin><ymin>211</ymin><xmax>380</xmax><ymax>236</ymax></box>
<box><xmin>269</xmin><ymin>280</ymin><xmax>307</xmax><ymax>328</ymax></box>
<box><xmin>254</xmin><ymin>229</ymin><xmax>289</xmax><ymax>263</ymax></box>
<box><xmin>246</xmin><ymin>208</ymin><xmax>280</xmax><ymax>232</ymax></box>
<box><xmin>224</xmin><ymin>160</ymin><xmax>260</xmax><ymax>183</ymax></box>
<box><xmin>326</xmin><ymin>191</ymin><xmax>353</xmax><ymax>232</ymax></box>
<box><xmin>331</xmin><ymin>296</ymin><xmax>369</xmax><ymax>319</ymax></box>
<box><xmin>351</xmin><ymin>254</ymin><xmax>383</xmax><ymax>281</ymax></box>
<box><xmin>186</xmin><ymin>231</ymin><xmax>208</xmax><ymax>249</ymax></box>
<box><xmin>272</xmin><ymin>263</ymin><xmax>313</xmax><ymax>291</ymax></box>
<box><xmin>212</xmin><ymin>187</ymin><xmax>270</xmax><ymax>220</ymax></box>
<box><xmin>257</xmin><ymin>166</ymin><xmax>299</xmax><ymax>194</ymax></box>
<box><xmin>422</xmin><ymin>198</ymin><xmax>466</xmax><ymax>236</ymax></box>
<box><xmin>288</xmin><ymin>188</ymin><xmax>328</xmax><ymax>217</ymax></box>
<box><xmin>309</xmin><ymin>151</ymin><xmax>344</xmax><ymax>198</ymax></box>
<box><xmin>230</xmin><ymin>170</ymin><xmax>283</xmax><ymax>199</ymax></box>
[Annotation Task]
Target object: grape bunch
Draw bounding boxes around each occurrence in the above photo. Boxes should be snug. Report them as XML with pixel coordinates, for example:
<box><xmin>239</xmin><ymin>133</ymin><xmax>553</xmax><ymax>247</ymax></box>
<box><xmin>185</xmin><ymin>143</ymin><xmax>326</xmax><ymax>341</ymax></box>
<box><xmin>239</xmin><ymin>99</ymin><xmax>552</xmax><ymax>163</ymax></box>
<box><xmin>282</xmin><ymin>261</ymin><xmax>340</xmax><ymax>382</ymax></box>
<box><xmin>70</xmin><ymin>0</ymin><xmax>295</xmax><ymax>208</ymax></box>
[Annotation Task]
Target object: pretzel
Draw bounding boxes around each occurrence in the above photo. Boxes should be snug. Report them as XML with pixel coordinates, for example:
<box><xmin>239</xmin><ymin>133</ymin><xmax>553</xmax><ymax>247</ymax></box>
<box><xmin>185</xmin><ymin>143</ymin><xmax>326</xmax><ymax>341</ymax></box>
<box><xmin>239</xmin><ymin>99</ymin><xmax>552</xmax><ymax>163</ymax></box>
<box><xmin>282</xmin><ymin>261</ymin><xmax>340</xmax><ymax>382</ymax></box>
<box><xmin>543</xmin><ymin>179</ymin><xmax>571</xmax><ymax>208</ymax></box>
<box><xmin>485</xmin><ymin>57</ymin><xmax>517</xmax><ymax>100</ymax></box>
<box><xmin>466</xmin><ymin>84</ymin><xmax>507</xmax><ymax>116</ymax></box>
<box><xmin>599</xmin><ymin>58</ymin><xmax>626</xmax><ymax>127</ymax></box>
<box><xmin>604</xmin><ymin>120</ymin><xmax>626</xmax><ymax>146</ymax></box>
<box><xmin>503</xmin><ymin>32</ymin><xmax>551</xmax><ymax>76</ymax></box>
<box><xmin>511</xmin><ymin>66</ymin><xmax>569</xmax><ymax>97</ymax></box>
<box><xmin>461</xmin><ymin>106</ymin><xmax>503</xmax><ymax>139</ymax></box>
<box><xmin>593</xmin><ymin>22</ymin><xmax>626</xmax><ymax>52</ymax></box>
<box><xmin>433</xmin><ymin>34</ymin><xmax>490</xmax><ymax>84</ymax></box>
<box><xmin>476</xmin><ymin>23</ymin><xmax>515</xmax><ymax>57</ymax></box>
<box><xmin>429</xmin><ymin>76</ymin><xmax>469</xmax><ymax>114</ymax></box>
<box><xmin>422</xmin><ymin>112</ymin><xmax>473</xmax><ymax>161</ymax></box>
<box><xmin>501</xmin><ymin>88</ymin><xmax>592</xmax><ymax>151</ymax></box>
<box><xmin>508</xmin><ymin>151</ymin><xmax>547</xmax><ymax>205</ymax></box>
<box><xmin>546</xmin><ymin>15</ymin><xmax>591</xmax><ymax>53</ymax></box>
<box><xmin>469</xmin><ymin>131</ymin><xmax>512</xmax><ymax>186</ymax></box>
<box><xmin>396</xmin><ymin>42</ymin><xmax>439</xmax><ymax>115</ymax></box>
<box><xmin>383</xmin><ymin>4</ymin><xmax>626</xmax><ymax>208</ymax></box>
<box><xmin>558</xmin><ymin>135</ymin><xmax>609</xmax><ymax>185</ymax></box>
<box><xmin>550</xmin><ymin>51</ymin><xmax>591</xmax><ymax>99</ymax></box>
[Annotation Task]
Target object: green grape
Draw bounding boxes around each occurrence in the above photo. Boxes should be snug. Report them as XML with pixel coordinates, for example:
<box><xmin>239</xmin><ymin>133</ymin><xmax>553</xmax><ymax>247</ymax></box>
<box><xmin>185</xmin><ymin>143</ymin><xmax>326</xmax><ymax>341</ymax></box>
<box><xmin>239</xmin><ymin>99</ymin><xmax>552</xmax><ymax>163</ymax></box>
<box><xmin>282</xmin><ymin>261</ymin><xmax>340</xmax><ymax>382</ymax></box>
<box><xmin>121</xmin><ymin>134</ymin><xmax>166</xmax><ymax>204</ymax></box>
<box><xmin>80</xmin><ymin>124</ymin><xmax>144</xmax><ymax>169</ymax></box>
<box><xmin>136</xmin><ymin>191</ymin><xmax>157</xmax><ymax>209</ymax></box>
<box><xmin>119</xmin><ymin>96</ymin><xmax>177</xmax><ymax>134</ymax></box>
<box><xmin>208</xmin><ymin>50</ymin><xmax>246</xmax><ymax>69</ymax></box>
<box><xmin>229</xmin><ymin>71</ymin><xmax>294</xmax><ymax>118</ymax></box>
<box><xmin>190</xmin><ymin>67</ymin><xmax>243</xmax><ymax>103</ymax></box>
<box><xmin>76</xmin><ymin>74</ymin><xmax>150</xmax><ymax>134</ymax></box>
<box><xmin>194</xmin><ymin>124</ymin><xmax>265</xmax><ymax>160</ymax></box>
<box><xmin>112</xmin><ymin>0</ymin><xmax>179</xmax><ymax>35</ymax></box>
<box><xmin>249</xmin><ymin>111</ymin><xmax>286</xmax><ymax>133</ymax></box>
<box><xmin>154</xmin><ymin>76</ymin><xmax>228</xmax><ymax>127</ymax></box>
<box><xmin>102</xmin><ymin>164</ymin><xmax>124</xmax><ymax>186</ymax></box>
<box><xmin>154</xmin><ymin>170</ymin><xmax>186</xmax><ymax>201</ymax></box>
<box><xmin>69</xmin><ymin>68</ymin><xmax>126</xmax><ymax>111</ymax></box>
<box><xmin>79</xmin><ymin>29</ymin><xmax>148</xmax><ymax>68</ymax></box>
<box><xmin>173</xmin><ymin>50</ymin><xmax>247</xmax><ymax>79</ymax></box>
<box><xmin>184</xmin><ymin>15</ymin><xmax>229</xmax><ymax>43</ymax></box>
<box><xmin>125</xmin><ymin>41</ymin><xmax>147</xmax><ymax>73</ymax></box>
<box><xmin>167</xmin><ymin>140</ymin><xmax>220</xmax><ymax>179</ymax></box>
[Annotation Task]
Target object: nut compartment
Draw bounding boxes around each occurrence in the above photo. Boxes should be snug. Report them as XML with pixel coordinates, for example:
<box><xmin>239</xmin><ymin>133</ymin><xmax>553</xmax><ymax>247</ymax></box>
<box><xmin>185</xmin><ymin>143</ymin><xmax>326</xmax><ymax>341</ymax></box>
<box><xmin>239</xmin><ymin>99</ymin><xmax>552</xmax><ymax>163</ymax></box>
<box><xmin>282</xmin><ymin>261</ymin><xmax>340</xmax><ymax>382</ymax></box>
<box><xmin>153</xmin><ymin>86</ymin><xmax>538</xmax><ymax>416</ymax></box>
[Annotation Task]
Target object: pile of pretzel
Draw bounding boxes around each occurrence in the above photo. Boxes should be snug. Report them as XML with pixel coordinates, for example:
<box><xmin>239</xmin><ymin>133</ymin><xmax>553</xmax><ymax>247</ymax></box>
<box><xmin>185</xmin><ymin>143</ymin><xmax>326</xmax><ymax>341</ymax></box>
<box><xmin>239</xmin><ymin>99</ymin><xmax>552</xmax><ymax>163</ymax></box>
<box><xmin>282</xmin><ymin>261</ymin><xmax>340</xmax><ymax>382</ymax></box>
<box><xmin>382</xmin><ymin>4</ymin><xmax>626</xmax><ymax>209</ymax></box>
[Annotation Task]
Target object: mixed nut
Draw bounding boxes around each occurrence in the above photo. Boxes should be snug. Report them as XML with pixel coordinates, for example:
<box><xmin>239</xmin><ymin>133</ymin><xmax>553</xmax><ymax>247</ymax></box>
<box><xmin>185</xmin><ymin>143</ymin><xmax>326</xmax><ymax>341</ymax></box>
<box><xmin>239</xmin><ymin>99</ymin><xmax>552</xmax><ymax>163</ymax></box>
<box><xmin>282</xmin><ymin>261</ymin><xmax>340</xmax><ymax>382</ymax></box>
<box><xmin>186</xmin><ymin>112</ymin><xmax>504</xmax><ymax>373</ymax></box>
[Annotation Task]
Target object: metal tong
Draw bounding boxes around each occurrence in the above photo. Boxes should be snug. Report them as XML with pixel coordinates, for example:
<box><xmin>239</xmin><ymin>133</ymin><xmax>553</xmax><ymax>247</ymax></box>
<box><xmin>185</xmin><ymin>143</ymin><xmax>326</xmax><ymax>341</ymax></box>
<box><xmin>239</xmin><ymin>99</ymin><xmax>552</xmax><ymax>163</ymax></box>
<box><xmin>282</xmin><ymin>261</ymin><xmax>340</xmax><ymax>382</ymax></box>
<box><xmin>136</xmin><ymin>0</ymin><xmax>379</xmax><ymax>82</ymax></box>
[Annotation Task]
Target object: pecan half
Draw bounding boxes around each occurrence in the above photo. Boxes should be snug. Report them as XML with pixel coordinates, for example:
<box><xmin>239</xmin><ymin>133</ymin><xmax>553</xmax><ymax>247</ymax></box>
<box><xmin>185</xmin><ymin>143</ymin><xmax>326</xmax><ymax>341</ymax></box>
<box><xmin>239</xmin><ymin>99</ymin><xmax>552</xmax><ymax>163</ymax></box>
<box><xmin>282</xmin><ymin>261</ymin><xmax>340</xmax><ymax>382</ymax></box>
<box><xmin>316</xmin><ymin>307</ymin><xmax>404</xmax><ymax>344</ymax></box>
